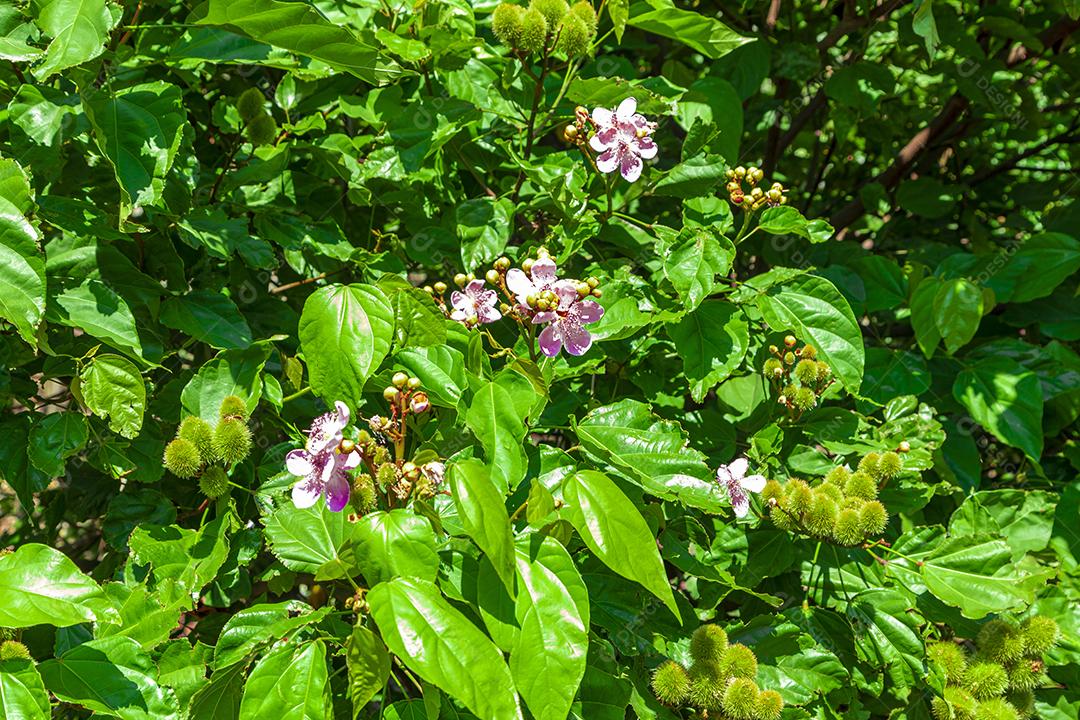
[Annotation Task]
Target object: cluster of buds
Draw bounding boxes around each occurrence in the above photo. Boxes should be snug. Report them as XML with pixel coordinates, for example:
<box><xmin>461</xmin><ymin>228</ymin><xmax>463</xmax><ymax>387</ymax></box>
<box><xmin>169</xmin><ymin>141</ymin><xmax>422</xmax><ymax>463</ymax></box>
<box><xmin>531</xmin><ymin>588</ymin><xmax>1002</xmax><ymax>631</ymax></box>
<box><xmin>163</xmin><ymin>395</ymin><xmax>252</xmax><ymax>498</ymax></box>
<box><xmin>381</xmin><ymin>372</ymin><xmax>430</xmax><ymax>417</ymax></box>
<box><xmin>725</xmin><ymin>165</ymin><xmax>788</xmax><ymax>211</ymax></box>
<box><xmin>491</xmin><ymin>0</ymin><xmax>597</xmax><ymax>58</ymax></box>
<box><xmin>343</xmin><ymin>589</ymin><xmax>369</xmax><ymax>615</ymax></box>
<box><xmin>763</xmin><ymin>336</ymin><xmax>832</xmax><ymax>418</ymax></box>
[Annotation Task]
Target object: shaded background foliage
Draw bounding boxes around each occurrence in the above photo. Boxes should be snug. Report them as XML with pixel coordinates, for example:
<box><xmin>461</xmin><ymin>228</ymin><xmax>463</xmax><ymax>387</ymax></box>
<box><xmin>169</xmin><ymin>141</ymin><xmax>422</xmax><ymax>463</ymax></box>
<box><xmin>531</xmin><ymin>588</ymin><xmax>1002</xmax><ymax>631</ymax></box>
<box><xmin>1</xmin><ymin>0</ymin><xmax>1079</xmax><ymax>719</ymax></box>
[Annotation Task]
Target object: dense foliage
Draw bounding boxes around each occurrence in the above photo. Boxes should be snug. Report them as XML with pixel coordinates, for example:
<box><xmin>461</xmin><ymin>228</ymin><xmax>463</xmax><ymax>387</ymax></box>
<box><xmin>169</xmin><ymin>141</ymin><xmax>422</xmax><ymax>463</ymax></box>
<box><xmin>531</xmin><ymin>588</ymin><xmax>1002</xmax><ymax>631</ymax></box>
<box><xmin>1</xmin><ymin>1</ymin><xmax>1079</xmax><ymax>719</ymax></box>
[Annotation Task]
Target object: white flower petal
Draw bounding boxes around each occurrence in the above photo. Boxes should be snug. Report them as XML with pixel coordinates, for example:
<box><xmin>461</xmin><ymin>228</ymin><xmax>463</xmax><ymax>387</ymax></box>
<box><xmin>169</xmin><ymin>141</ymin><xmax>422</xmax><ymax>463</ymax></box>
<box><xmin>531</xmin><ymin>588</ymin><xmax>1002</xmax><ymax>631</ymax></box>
<box><xmin>616</xmin><ymin>97</ymin><xmax>637</xmax><ymax>120</ymax></box>
<box><xmin>292</xmin><ymin>480</ymin><xmax>321</xmax><ymax>509</ymax></box>
<box><xmin>286</xmin><ymin>450</ymin><xmax>314</xmax><ymax>477</ymax></box>
<box><xmin>741</xmin><ymin>474</ymin><xmax>767</xmax><ymax>493</ymax></box>
<box><xmin>728</xmin><ymin>457</ymin><xmax>749</xmax><ymax>480</ymax></box>
<box><xmin>732</xmin><ymin>495</ymin><xmax>750</xmax><ymax>518</ymax></box>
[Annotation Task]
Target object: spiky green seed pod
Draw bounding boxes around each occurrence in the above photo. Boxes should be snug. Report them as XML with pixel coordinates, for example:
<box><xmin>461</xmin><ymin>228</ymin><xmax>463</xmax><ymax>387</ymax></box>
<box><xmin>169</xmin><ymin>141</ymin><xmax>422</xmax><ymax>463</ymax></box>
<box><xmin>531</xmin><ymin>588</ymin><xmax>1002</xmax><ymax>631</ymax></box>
<box><xmin>557</xmin><ymin>12</ymin><xmax>590</xmax><ymax>56</ymax></box>
<box><xmin>1005</xmin><ymin>689</ymin><xmax>1034</xmax><ymax>717</ymax></box>
<box><xmin>178</xmin><ymin>416</ymin><xmax>214</xmax><ymax>461</ymax></box>
<box><xmin>832</xmin><ymin>508</ymin><xmax>864</xmax><ymax>546</ymax></box>
<box><xmin>977</xmin><ymin>620</ymin><xmax>1025</xmax><ymax>664</ymax></box>
<box><xmin>219</xmin><ymin>394</ymin><xmax>249</xmax><ymax>420</ymax></box>
<box><xmin>858</xmin><ymin>500</ymin><xmax>888</xmax><ymax>537</ymax></box>
<box><xmin>569</xmin><ymin>0</ymin><xmax>597</xmax><ymax>33</ymax></box>
<box><xmin>1019</xmin><ymin>616</ymin><xmax>1058</xmax><ymax>655</ymax></box>
<box><xmin>213</xmin><ymin>418</ymin><xmax>252</xmax><ymax>465</ymax></box>
<box><xmin>353</xmin><ymin>474</ymin><xmax>377</xmax><ymax>514</ymax></box>
<box><xmin>815</xmin><ymin>361</ymin><xmax>832</xmax><ymax>383</ymax></box>
<box><xmin>164</xmin><ymin>438</ymin><xmax>202</xmax><ymax>478</ymax></box>
<box><xmin>876</xmin><ymin>451</ymin><xmax>902</xmax><ymax>480</ymax></box>
<box><xmin>973</xmin><ymin>698</ymin><xmax>1019</xmax><ymax>720</ymax></box>
<box><xmin>492</xmin><ymin>3</ymin><xmax>526</xmax><ymax>46</ymax></box>
<box><xmin>929</xmin><ymin>642</ymin><xmax>969</xmax><ymax>685</ymax></box>
<box><xmin>824</xmin><ymin>465</ymin><xmax>851</xmax><ymax>487</ymax></box>
<box><xmin>844</xmin><ymin>471</ymin><xmax>879</xmax><ymax>500</ymax></box>
<box><xmin>0</xmin><ymin>641</ymin><xmax>30</xmax><ymax>660</ymax></box>
<box><xmin>757</xmin><ymin>689</ymin><xmax>784</xmax><ymax>720</ymax></box>
<box><xmin>518</xmin><ymin>7</ymin><xmax>547</xmax><ymax>52</ymax></box>
<box><xmin>858</xmin><ymin>452</ymin><xmax>880</xmax><ymax>477</ymax></box>
<box><xmin>842</xmin><ymin>496</ymin><xmax>866</xmax><ymax>512</ymax></box>
<box><xmin>785</xmin><ymin>479</ymin><xmax>813</xmax><ymax>515</ymax></box>
<box><xmin>771</xmin><ymin>506</ymin><xmax>797</xmax><ymax>530</ymax></box>
<box><xmin>815</xmin><ymin>482</ymin><xmax>843</xmax><ymax>503</ymax></box>
<box><xmin>246</xmin><ymin>113</ymin><xmax>278</xmax><ymax>147</ymax></box>
<box><xmin>0</xmin><ymin>628</ymin><xmax>17</xmax><ymax>642</ymax></box>
<box><xmin>793</xmin><ymin>386</ymin><xmax>817</xmax><ymax>411</ymax></box>
<box><xmin>805</xmin><ymin>493</ymin><xmax>839</xmax><ymax>537</ymax></box>
<box><xmin>763</xmin><ymin>358</ymin><xmax>782</xmax><ymax>377</ymax></box>
<box><xmin>720</xmin><ymin>678</ymin><xmax>759</xmax><ymax>720</ymax></box>
<box><xmin>376</xmin><ymin>462</ymin><xmax>397</xmax><ymax>489</ymax></box>
<box><xmin>780</xmin><ymin>383</ymin><xmax>797</xmax><ymax>400</ymax></box>
<box><xmin>1006</xmin><ymin>659</ymin><xmax>1042</xmax><ymax>692</ymax></box>
<box><xmin>761</xmin><ymin>479</ymin><xmax>784</xmax><ymax>505</ymax></box>
<box><xmin>372</xmin><ymin>445</ymin><xmax>390</xmax><ymax>465</ymax></box>
<box><xmin>236</xmin><ymin>87</ymin><xmax>265</xmax><ymax>122</ymax></box>
<box><xmin>531</xmin><ymin>0</ymin><xmax>569</xmax><ymax>26</ymax></box>
<box><xmin>800</xmin><ymin>343</ymin><xmax>817</xmax><ymax>359</ymax></box>
<box><xmin>932</xmin><ymin>686</ymin><xmax>979</xmax><ymax>720</ymax></box>
<box><xmin>720</xmin><ymin>643</ymin><xmax>758</xmax><ymax>681</ymax></box>
<box><xmin>652</xmin><ymin>660</ymin><xmax>690</xmax><ymax>706</ymax></box>
<box><xmin>794</xmin><ymin>359</ymin><xmax>819</xmax><ymax>385</ymax></box>
<box><xmin>690</xmin><ymin>625</ymin><xmax>728</xmax><ymax>666</ymax></box>
<box><xmin>199</xmin><ymin>466</ymin><xmax>230</xmax><ymax>498</ymax></box>
<box><xmin>687</xmin><ymin>662</ymin><xmax>724</xmax><ymax>710</ymax></box>
<box><xmin>965</xmin><ymin>661</ymin><xmax>1009</xmax><ymax>699</ymax></box>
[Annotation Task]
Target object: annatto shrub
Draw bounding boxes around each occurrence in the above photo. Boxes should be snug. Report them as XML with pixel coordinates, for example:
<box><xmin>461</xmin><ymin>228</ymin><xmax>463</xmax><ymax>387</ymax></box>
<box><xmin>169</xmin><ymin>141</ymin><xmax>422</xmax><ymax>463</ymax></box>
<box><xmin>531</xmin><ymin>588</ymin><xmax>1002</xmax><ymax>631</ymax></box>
<box><xmin>0</xmin><ymin>2</ymin><xmax>1078</xmax><ymax>719</ymax></box>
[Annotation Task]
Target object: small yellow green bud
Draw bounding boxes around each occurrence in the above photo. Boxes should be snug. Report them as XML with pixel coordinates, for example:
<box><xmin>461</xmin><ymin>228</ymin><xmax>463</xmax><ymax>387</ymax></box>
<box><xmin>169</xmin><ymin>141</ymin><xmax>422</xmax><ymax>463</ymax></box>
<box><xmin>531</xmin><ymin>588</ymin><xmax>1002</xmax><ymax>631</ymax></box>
<box><xmin>485</xmin><ymin>269</ymin><xmax>500</xmax><ymax>284</ymax></box>
<box><xmin>433</xmin><ymin>281</ymin><xmax>448</xmax><ymax>294</ymax></box>
<box><xmin>519</xmin><ymin>7</ymin><xmax>548</xmax><ymax>53</ymax></box>
<box><xmin>492</xmin><ymin>3</ymin><xmax>526</xmax><ymax>46</ymax></box>
<box><xmin>392</xmin><ymin>372</ymin><xmax>409</xmax><ymax>388</ymax></box>
<box><xmin>236</xmin><ymin>87</ymin><xmax>265</xmax><ymax>122</ymax></box>
<box><xmin>383</xmin><ymin>386</ymin><xmax>400</xmax><ymax>402</ymax></box>
<box><xmin>219</xmin><ymin>395</ymin><xmax>249</xmax><ymax>420</ymax></box>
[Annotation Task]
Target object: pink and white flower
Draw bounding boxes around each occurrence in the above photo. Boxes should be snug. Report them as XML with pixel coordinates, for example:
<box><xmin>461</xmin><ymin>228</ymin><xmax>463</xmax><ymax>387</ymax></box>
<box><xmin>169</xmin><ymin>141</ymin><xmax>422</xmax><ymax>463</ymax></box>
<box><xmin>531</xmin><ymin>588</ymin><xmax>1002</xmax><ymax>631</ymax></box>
<box><xmin>450</xmin><ymin>279</ymin><xmax>501</xmax><ymax>325</ymax></box>
<box><xmin>421</xmin><ymin>461</ymin><xmax>445</xmax><ymax>487</ymax></box>
<box><xmin>716</xmin><ymin>457</ymin><xmax>767</xmax><ymax>518</ymax></box>
<box><xmin>534</xmin><ymin>282</ymin><xmax>604</xmax><ymax>357</ymax></box>
<box><xmin>506</xmin><ymin>256</ymin><xmax>560</xmax><ymax>310</ymax></box>
<box><xmin>590</xmin><ymin>97</ymin><xmax>658</xmax><ymax>183</ymax></box>
<box><xmin>286</xmin><ymin>401</ymin><xmax>360</xmax><ymax>512</ymax></box>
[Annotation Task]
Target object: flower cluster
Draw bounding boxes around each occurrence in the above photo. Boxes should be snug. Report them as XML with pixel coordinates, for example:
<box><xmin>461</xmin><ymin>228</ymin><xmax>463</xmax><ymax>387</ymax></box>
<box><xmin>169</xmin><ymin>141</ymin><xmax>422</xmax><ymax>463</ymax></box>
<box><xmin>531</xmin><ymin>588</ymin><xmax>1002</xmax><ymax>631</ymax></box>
<box><xmin>762</xmin><ymin>451</ymin><xmax>900</xmax><ymax>546</ymax></box>
<box><xmin>762</xmin><ymin>336</ymin><xmax>833</xmax><ymax>417</ymax></box>
<box><xmin>565</xmin><ymin>97</ymin><xmax>658</xmax><ymax>182</ymax></box>
<box><xmin>429</xmin><ymin>248</ymin><xmax>605</xmax><ymax>358</ymax></box>
<box><xmin>929</xmin><ymin>616</ymin><xmax>1059</xmax><ymax>720</ymax></box>
<box><xmin>725</xmin><ymin>165</ymin><xmax>788</xmax><ymax>211</ymax></box>
<box><xmin>286</xmin><ymin>401</ymin><xmax>359</xmax><ymax>512</ymax></box>
<box><xmin>163</xmin><ymin>395</ymin><xmax>253</xmax><ymax>498</ymax></box>
<box><xmin>652</xmin><ymin>625</ymin><xmax>784</xmax><ymax>720</ymax></box>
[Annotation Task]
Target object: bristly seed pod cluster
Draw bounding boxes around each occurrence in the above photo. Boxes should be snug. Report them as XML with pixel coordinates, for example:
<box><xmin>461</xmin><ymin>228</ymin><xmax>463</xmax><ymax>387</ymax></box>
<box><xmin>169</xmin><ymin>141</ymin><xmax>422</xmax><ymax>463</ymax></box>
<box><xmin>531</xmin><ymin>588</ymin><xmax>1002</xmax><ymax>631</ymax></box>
<box><xmin>763</xmin><ymin>337</ymin><xmax>833</xmax><ymax>418</ymax></box>
<box><xmin>492</xmin><ymin>1</ymin><xmax>597</xmax><ymax>57</ymax></box>
<box><xmin>163</xmin><ymin>395</ymin><xmax>252</xmax><ymax>498</ymax></box>
<box><xmin>652</xmin><ymin>625</ymin><xmax>784</xmax><ymax>720</ymax></box>
<box><xmin>929</xmin><ymin>616</ymin><xmax>1058</xmax><ymax>720</ymax></box>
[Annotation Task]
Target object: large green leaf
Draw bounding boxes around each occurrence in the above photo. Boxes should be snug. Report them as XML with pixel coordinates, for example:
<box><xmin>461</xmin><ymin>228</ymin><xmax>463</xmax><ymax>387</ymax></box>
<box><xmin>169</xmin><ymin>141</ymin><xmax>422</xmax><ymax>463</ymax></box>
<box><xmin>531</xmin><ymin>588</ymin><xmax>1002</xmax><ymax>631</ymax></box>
<box><xmin>346</xmin><ymin>624</ymin><xmax>390</xmax><ymax>717</ymax></box>
<box><xmin>628</xmin><ymin>0</ymin><xmax>749</xmax><ymax>58</ymax></box>
<box><xmin>510</xmin><ymin>535</ymin><xmax>589</xmax><ymax>720</ymax></box>
<box><xmin>846</xmin><ymin>589</ymin><xmax>925</xmax><ymax>693</ymax></box>
<box><xmin>27</xmin><ymin>411</ymin><xmax>88</xmax><ymax>477</ymax></box>
<box><xmin>933</xmin><ymin>278</ymin><xmax>982</xmax><ymax>355</ymax></box>
<box><xmin>128</xmin><ymin>513</ymin><xmax>234</xmax><ymax>604</ymax></box>
<box><xmin>352</xmin><ymin>509</ymin><xmax>440</xmax><ymax>585</ymax></box>
<box><xmin>561</xmin><ymin>470</ymin><xmax>678</xmax><ymax>617</ymax></box>
<box><xmin>448</xmin><ymin>459</ymin><xmax>516</xmax><ymax>594</ymax></box>
<box><xmin>299</xmin><ymin>284</ymin><xmax>394</xmax><ymax>413</ymax></box>
<box><xmin>160</xmin><ymin>290</ymin><xmax>253</xmax><ymax>350</ymax></box>
<box><xmin>214</xmin><ymin>601</ymin><xmax>330</xmax><ymax>670</ymax></box>
<box><xmin>38</xmin><ymin>635</ymin><xmax>180</xmax><ymax>719</ymax></box>
<box><xmin>181</xmin><ymin>343</ymin><xmax>272</xmax><ymax>422</ymax></box>
<box><xmin>188</xmin><ymin>659</ymin><xmax>247</xmax><ymax>720</ymax></box>
<box><xmin>667</xmin><ymin>301</ymin><xmax>749</xmax><ymax>402</ymax></box>
<box><xmin>238</xmin><ymin>641</ymin><xmax>331</xmax><ymax>720</ymax></box>
<box><xmin>368</xmin><ymin>577</ymin><xmax>524</xmax><ymax>720</ymax></box>
<box><xmin>465</xmin><ymin>378</ymin><xmax>529</xmax><ymax>494</ymax></box>
<box><xmin>953</xmin><ymin>356</ymin><xmax>1043</xmax><ymax>460</ymax></box>
<box><xmin>83</xmin><ymin>81</ymin><xmax>189</xmax><ymax>224</ymax></box>
<box><xmin>0</xmin><ymin>658</ymin><xmax>50</xmax><ymax>719</ymax></box>
<box><xmin>0</xmin><ymin>191</ymin><xmax>45</xmax><ymax>347</ymax></box>
<box><xmin>49</xmin><ymin>279</ymin><xmax>144</xmax><ymax>359</ymax></box>
<box><xmin>756</xmin><ymin>274</ymin><xmax>865</xmax><ymax>392</ymax></box>
<box><xmin>30</xmin><ymin>0</ymin><xmax>120</xmax><ymax>79</ymax></box>
<box><xmin>263</xmin><ymin>501</ymin><xmax>358</xmax><ymax>578</ymax></box>
<box><xmin>574</xmin><ymin>399</ymin><xmax>722</xmax><ymax>512</ymax></box>
<box><xmin>195</xmin><ymin>0</ymin><xmax>401</xmax><ymax>84</ymax></box>
<box><xmin>395</xmin><ymin>345</ymin><xmax>466</xmax><ymax>408</ymax></box>
<box><xmin>79</xmin><ymin>353</ymin><xmax>146</xmax><ymax>438</ymax></box>
<box><xmin>0</xmin><ymin>543</ymin><xmax>116</xmax><ymax>628</ymax></box>
<box><xmin>661</xmin><ymin>226</ymin><xmax>734</xmax><ymax>310</ymax></box>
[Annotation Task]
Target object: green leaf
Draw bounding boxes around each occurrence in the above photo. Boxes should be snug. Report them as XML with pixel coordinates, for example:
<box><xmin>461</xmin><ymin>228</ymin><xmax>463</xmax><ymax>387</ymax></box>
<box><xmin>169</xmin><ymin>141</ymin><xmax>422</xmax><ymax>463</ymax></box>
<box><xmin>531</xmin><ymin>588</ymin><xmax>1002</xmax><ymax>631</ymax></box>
<box><xmin>909</xmin><ymin>276</ymin><xmax>942</xmax><ymax>358</ymax></box>
<box><xmin>0</xmin><ymin>543</ymin><xmax>116</xmax><ymax>628</ymax></box>
<box><xmin>195</xmin><ymin>0</ymin><xmax>401</xmax><ymax>84</ymax></box>
<box><xmin>181</xmin><ymin>343</ymin><xmax>272</xmax><ymax>423</ymax></box>
<box><xmin>160</xmin><ymin>291</ymin><xmax>253</xmax><ymax>350</ymax></box>
<box><xmin>456</xmin><ymin>197</ymin><xmax>513</xmax><ymax>270</ymax></box>
<box><xmin>0</xmin><ymin>658</ymin><xmax>50</xmax><ymax>719</ymax></box>
<box><xmin>0</xmin><ymin>186</ymin><xmax>45</xmax><ymax>347</ymax></box>
<box><xmin>0</xmin><ymin>416</ymin><xmax>49</xmax><ymax>509</ymax></box>
<box><xmin>353</xmin><ymin>509</ymin><xmax>440</xmax><ymax>585</ymax></box>
<box><xmin>574</xmin><ymin>399</ymin><xmax>722</xmax><ymax>512</ymax></box>
<box><xmin>50</xmin><ymin>279</ymin><xmax>144</xmax><ymax>359</ymax></box>
<box><xmin>757</xmin><ymin>206</ymin><xmax>833</xmax><ymax>243</ymax></box>
<box><xmin>263</xmin><ymin>500</ymin><xmax>358</xmax><ymax>578</ymax></box>
<box><xmin>989</xmin><ymin>232</ymin><xmax>1080</xmax><ymax>303</ymax></box>
<box><xmin>628</xmin><ymin>0</ymin><xmax>749</xmax><ymax>58</ymax></box>
<box><xmin>448</xmin><ymin>459</ymin><xmax>516</xmax><ymax>594</ymax></box>
<box><xmin>562</xmin><ymin>470</ymin><xmax>678</xmax><ymax>617</ymax></box>
<box><xmin>912</xmin><ymin>0</ymin><xmax>940</xmax><ymax>56</ymax></box>
<box><xmin>950</xmin><ymin>489</ymin><xmax>1055</xmax><ymax>560</ymax></box>
<box><xmin>128</xmin><ymin>513</ymin><xmax>234</xmax><ymax>604</ymax></box>
<box><xmin>83</xmin><ymin>81</ymin><xmax>189</xmax><ymax>225</ymax></box>
<box><xmin>239</xmin><ymin>641</ymin><xmax>331</xmax><ymax>720</ymax></box>
<box><xmin>662</xmin><ymin>226</ymin><xmax>734</xmax><ymax>309</ymax></box>
<box><xmin>368</xmin><ymin>577</ymin><xmax>523</xmax><ymax>720</ymax></box>
<box><xmin>189</xmin><ymin>660</ymin><xmax>247</xmax><ymax>720</ymax></box>
<box><xmin>465</xmin><ymin>378</ymin><xmax>529</xmax><ymax>494</ymax></box>
<box><xmin>157</xmin><ymin>640</ymin><xmax>212</xmax><ymax>712</ymax></box>
<box><xmin>38</xmin><ymin>635</ymin><xmax>180</xmax><ymax>719</ymax></box>
<box><xmin>933</xmin><ymin>278</ymin><xmax>982</xmax><ymax>355</ymax></box>
<box><xmin>346</xmin><ymin>624</ymin><xmax>391</xmax><ymax>716</ymax></box>
<box><xmin>214</xmin><ymin>601</ymin><xmax>329</xmax><ymax>670</ymax></box>
<box><xmin>608</xmin><ymin>0</ymin><xmax>629</xmax><ymax>40</ymax></box>
<box><xmin>757</xmin><ymin>274</ymin><xmax>864</xmax><ymax>392</ymax></box>
<box><xmin>510</xmin><ymin>535</ymin><xmax>589</xmax><ymax>720</ymax></box>
<box><xmin>653</xmin><ymin>154</ymin><xmax>727</xmax><ymax>198</ymax></box>
<box><xmin>389</xmin><ymin>286</ymin><xmax>447</xmax><ymax>349</ymax></box>
<box><xmin>299</xmin><ymin>284</ymin><xmax>394</xmax><ymax>413</ymax></box>
<box><xmin>30</xmin><ymin>0</ymin><xmax>120</xmax><ymax>79</ymax></box>
<box><xmin>667</xmin><ymin>301</ymin><xmax>749</xmax><ymax>402</ymax></box>
<box><xmin>953</xmin><ymin>356</ymin><xmax>1043</xmax><ymax>460</ymax></box>
<box><xmin>79</xmin><ymin>353</ymin><xmax>146</xmax><ymax>438</ymax></box>
<box><xmin>395</xmin><ymin>346</ymin><xmax>466</xmax><ymax>408</ymax></box>
<box><xmin>847</xmin><ymin>589</ymin><xmax>925</xmax><ymax>692</ymax></box>
<box><xmin>27</xmin><ymin>411</ymin><xmax>87</xmax><ymax>477</ymax></box>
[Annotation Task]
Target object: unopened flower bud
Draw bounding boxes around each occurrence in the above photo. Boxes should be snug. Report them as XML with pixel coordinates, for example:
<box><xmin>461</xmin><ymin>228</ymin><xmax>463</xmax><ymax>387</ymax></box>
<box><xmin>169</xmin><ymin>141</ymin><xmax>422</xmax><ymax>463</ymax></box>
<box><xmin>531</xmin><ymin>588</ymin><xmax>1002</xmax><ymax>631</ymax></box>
<box><xmin>898</xmin><ymin>440</ymin><xmax>911</xmax><ymax>453</ymax></box>
<box><xmin>751</xmin><ymin>187</ymin><xmax>763</xmax><ymax>199</ymax></box>
<box><xmin>536</xmin><ymin>298</ymin><xmax>550</xmax><ymax>311</ymax></box>
<box><xmin>522</xmin><ymin>258</ymin><xmax>535</xmax><ymax>273</ymax></box>
<box><xmin>577</xmin><ymin>282</ymin><xmax>591</xmax><ymax>297</ymax></box>
<box><xmin>423</xmin><ymin>285</ymin><xmax>433</xmax><ymax>293</ymax></box>
<box><xmin>410</xmin><ymin>392</ymin><xmax>430</xmax><ymax>413</ymax></box>
<box><xmin>392</xmin><ymin>372</ymin><xmax>409</xmax><ymax>388</ymax></box>
<box><xmin>407</xmin><ymin>377</ymin><xmax>421</xmax><ymax>390</ymax></box>
<box><xmin>339</xmin><ymin>438</ymin><xmax>356</xmax><ymax>454</ymax></box>
<box><xmin>784</xmin><ymin>335</ymin><xmax>797</xmax><ymax>348</ymax></box>
<box><xmin>500</xmin><ymin>302</ymin><xmax>511</xmax><ymax>314</ymax></box>
<box><xmin>453</xmin><ymin>273</ymin><xmax>468</xmax><ymax>288</ymax></box>
<box><xmin>495</xmin><ymin>256</ymin><xmax>511</xmax><ymax>271</ymax></box>
<box><xmin>586</xmin><ymin>276</ymin><xmax>599</xmax><ymax>288</ymax></box>
<box><xmin>433</xmin><ymin>281</ymin><xmax>447</xmax><ymax>294</ymax></box>
<box><xmin>783</xmin><ymin>351</ymin><xmax>795</xmax><ymax>365</ymax></box>
<box><xmin>383</xmin><ymin>386</ymin><xmax>400</xmax><ymax>402</ymax></box>
<box><xmin>590</xmin><ymin>288</ymin><xmax>602</xmax><ymax>298</ymax></box>
<box><xmin>734</xmin><ymin>166</ymin><xmax>746</xmax><ymax>178</ymax></box>
<box><xmin>562</xmin><ymin>124</ymin><xmax>578</xmax><ymax>142</ymax></box>
<box><xmin>485</xmin><ymin>269</ymin><xmax>500</xmax><ymax>284</ymax></box>
<box><xmin>752</xmin><ymin>168</ymin><xmax>765</xmax><ymax>183</ymax></box>
<box><xmin>526</xmin><ymin>293</ymin><xmax>538</xmax><ymax>307</ymax></box>
<box><xmin>768</xmin><ymin>188</ymin><xmax>782</xmax><ymax>201</ymax></box>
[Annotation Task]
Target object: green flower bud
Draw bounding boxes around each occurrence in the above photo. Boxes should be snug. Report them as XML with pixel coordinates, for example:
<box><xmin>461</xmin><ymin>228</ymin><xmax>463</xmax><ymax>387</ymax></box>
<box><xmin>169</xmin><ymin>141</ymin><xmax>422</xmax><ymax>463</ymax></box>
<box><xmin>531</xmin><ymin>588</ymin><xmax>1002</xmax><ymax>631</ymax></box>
<box><xmin>720</xmin><ymin>643</ymin><xmax>758</xmax><ymax>680</ymax></box>
<box><xmin>1005</xmin><ymin>689</ymin><xmax>1034</xmax><ymax>717</ymax></box>
<box><xmin>932</xmin><ymin>686</ymin><xmax>979</xmax><ymax>720</ymax></box>
<box><xmin>519</xmin><ymin>6</ymin><xmax>548</xmax><ymax>52</ymax></box>
<box><xmin>0</xmin><ymin>628</ymin><xmax>17</xmax><ymax>642</ymax></box>
<box><xmin>761</xmin><ymin>479</ymin><xmax>785</xmax><ymax>505</ymax></box>
<box><xmin>1019</xmin><ymin>616</ymin><xmax>1058</xmax><ymax>655</ymax></box>
<box><xmin>557</xmin><ymin>12</ymin><xmax>590</xmax><ymax>56</ymax></box>
<box><xmin>794</xmin><ymin>359</ymin><xmax>819</xmax><ymax>385</ymax></box>
<box><xmin>199</xmin><ymin>466</ymin><xmax>230</xmax><ymax>498</ymax></box>
<box><xmin>805</xmin><ymin>492</ymin><xmax>839</xmax><ymax>537</ymax></box>
<box><xmin>353</xmin><ymin>473</ymin><xmax>377</xmax><ymax>514</ymax></box>
<box><xmin>0</xmin><ymin>640</ymin><xmax>30</xmax><ymax>661</ymax></box>
<box><xmin>757</xmin><ymin>689</ymin><xmax>784</xmax><ymax>720</ymax></box>
<box><xmin>1006</xmin><ymin>659</ymin><xmax>1042</xmax><ymax>692</ymax></box>
<box><xmin>178</xmin><ymin>416</ymin><xmax>214</xmax><ymax>461</ymax></box>
<box><xmin>977</xmin><ymin>620</ymin><xmax>1025</xmax><ymax>664</ymax></box>
<box><xmin>877</xmin><ymin>451</ymin><xmax>902</xmax><ymax>480</ymax></box>
<box><xmin>570</xmin><ymin>1</ymin><xmax>597</xmax><ymax>33</ymax></box>
<box><xmin>164</xmin><ymin>438</ymin><xmax>202</xmax><ymax>478</ymax></box>
<box><xmin>372</xmin><ymin>445</ymin><xmax>390</xmax><ymax>465</ymax></box>
<box><xmin>376</xmin><ymin>462</ymin><xmax>397</xmax><ymax>489</ymax></box>
<box><xmin>690</xmin><ymin>625</ymin><xmax>728</xmax><ymax>666</ymax></box>
<box><xmin>844</xmin><ymin>471</ymin><xmax>879</xmax><ymax>501</ymax></box>
<box><xmin>793</xmin><ymin>386</ymin><xmax>816</xmax><ymax>411</ymax></box>
<box><xmin>973</xmin><ymin>698</ymin><xmax>1019</xmax><ymax>720</ymax></box>
<box><xmin>651</xmin><ymin>660</ymin><xmax>690</xmax><ymax>705</ymax></box>
<box><xmin>858</xmin><ymin>500</ymin><xmax>888</xmax><ymax>537</ymax></box>
<box><xmin>236</xmin><ymin>87</ymin><xmax>265</xmax><ymax>122</ymax></box>
<box><xmin>218</xmin><ymin>394</ymin><xmax>249</xmax><ymax>420</ymax></box>
<box><xmin>687</xmin><ymin>661</ymin><xmax>724</xmax><ymax>710</ymax></box>
<box><xmin>858</xmin><ymin>452</ymin><xmax>881</xmax><ymax>477</ymax></box>
<box><xmin>720</xmin><ymin>678</ymin><xmax>759</xmax><ymax>720</ymax></box>
<box><xmin>245</xmin><ymin>112</ymin><xmax>278</xmax><ymax>147</ymax></box>
<box><xmin>213</xmin><ymin>418</ymin><xmax>252</xmax><ymax>465</ymax></box>
<box><xmin>832</xmin><ymin>508</ymin><xmax>864</xmax><ymax>546</ymax></box>
<box><xmin>785</xmin><ymin>479</ymin><xmax>813</xmax><ymax>515</ymax></box>
<box><xmin>823</xmin><ymin>465</ymin><xmax>850</xmax><ymax>487</ymax></box>
<box><xmin>531</xmin><ymin>0</ymin><xmax>568</xmax><ymax>26</ymax></box>
<box><xmin>781</xmin><ymin>383</ymin><xmax>797</xmax><ymax>401</ymax></box>
<box><xmin>492</xmin><ymin>3</ymin><xmax>526</xmax><ymax>46</ymax></box>
<box><xmin>800</xmin><ymin>343</ymin><xmax>817</xmax><ymax>359</ymax></box>
<box><xmin>816</xmin><ymin>360</ymin><xmax>832</xmax><ymax>383</ymax></box>
<box><xmin>965</xmin><ymin>661</ymin><xmax>1009</xmax><ymax>699</ymax></box>
<box><xmin>783</xmin><ymin>351</ymin><xmax>796</xmax><ymax>365</ymax></box>
<box><xmin>928</xmin><ymin>641</ymin><xmax>969</xmax><ymax>685</ymax></box>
